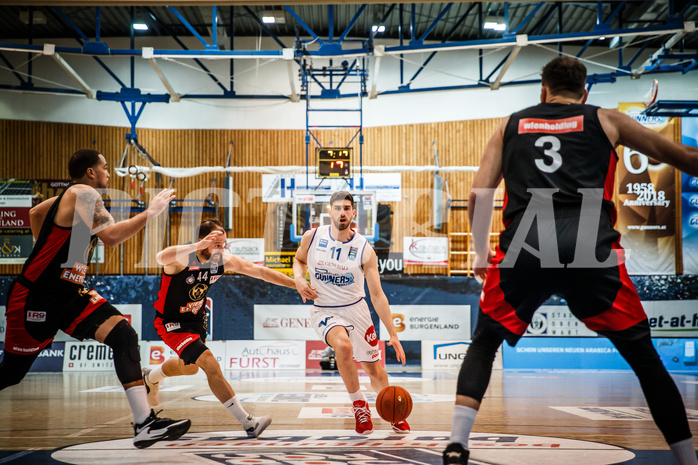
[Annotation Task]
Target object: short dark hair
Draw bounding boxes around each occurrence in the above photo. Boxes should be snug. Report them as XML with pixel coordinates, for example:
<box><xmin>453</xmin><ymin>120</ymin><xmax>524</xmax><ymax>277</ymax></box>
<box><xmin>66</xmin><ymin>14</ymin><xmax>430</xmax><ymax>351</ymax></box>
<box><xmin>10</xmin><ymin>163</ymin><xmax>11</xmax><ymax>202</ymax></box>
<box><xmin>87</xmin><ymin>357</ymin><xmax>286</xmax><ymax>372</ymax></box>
<box><xmin>329</xmin><ymin>191</ymin><xmax>355</xmax><ymax>208</ymax></box>
<box><xmin>541</xmin><ymin>56</ymin><xmax>587</xmax><ymax>99</ymax></box>
<box><xmin>197</xmin><ymin>218</ymin><xmax>224</xmax><ymax>239</ymax></box>
<box><xmin>68</xmin><ymin>149</ymin><xmax>102</xmax><ymax>180</ymax></box>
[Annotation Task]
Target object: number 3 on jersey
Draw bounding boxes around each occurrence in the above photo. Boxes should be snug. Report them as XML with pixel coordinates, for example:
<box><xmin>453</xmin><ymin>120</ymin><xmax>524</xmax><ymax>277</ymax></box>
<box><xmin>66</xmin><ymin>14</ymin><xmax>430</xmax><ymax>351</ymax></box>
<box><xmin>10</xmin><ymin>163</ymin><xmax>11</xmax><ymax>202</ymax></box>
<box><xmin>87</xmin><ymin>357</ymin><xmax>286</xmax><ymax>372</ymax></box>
<box><xmin>534</xmin><ymin>135</ymin><xmax>562</xmax><ymax>173</ymax></box>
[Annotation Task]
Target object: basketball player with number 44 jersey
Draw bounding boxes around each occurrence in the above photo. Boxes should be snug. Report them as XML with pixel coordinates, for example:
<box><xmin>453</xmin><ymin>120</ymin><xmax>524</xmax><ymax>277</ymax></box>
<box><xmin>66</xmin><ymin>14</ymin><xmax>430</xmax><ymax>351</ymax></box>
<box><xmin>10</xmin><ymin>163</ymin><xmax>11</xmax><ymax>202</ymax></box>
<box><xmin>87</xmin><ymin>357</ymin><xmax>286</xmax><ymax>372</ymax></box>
<box><xmin>143</xmin><ymin>219</ymin><xmax>299</xmax><ymax>439</ymax></box>
<box><xmin>294</xmin><ymin>191</ymin><xmax>409</xmax><ymax>435</ymax></box>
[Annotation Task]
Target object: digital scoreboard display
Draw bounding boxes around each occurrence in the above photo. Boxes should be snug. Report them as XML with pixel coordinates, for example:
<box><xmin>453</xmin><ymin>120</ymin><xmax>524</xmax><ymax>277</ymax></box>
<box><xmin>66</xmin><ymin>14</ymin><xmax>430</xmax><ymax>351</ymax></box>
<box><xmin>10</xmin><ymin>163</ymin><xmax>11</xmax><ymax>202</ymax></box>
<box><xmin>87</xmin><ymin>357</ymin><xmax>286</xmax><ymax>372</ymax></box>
<box><xmin>316</xmin><ymin>148</ymin><xmax>352</xmax><ymax>178</ymax></box>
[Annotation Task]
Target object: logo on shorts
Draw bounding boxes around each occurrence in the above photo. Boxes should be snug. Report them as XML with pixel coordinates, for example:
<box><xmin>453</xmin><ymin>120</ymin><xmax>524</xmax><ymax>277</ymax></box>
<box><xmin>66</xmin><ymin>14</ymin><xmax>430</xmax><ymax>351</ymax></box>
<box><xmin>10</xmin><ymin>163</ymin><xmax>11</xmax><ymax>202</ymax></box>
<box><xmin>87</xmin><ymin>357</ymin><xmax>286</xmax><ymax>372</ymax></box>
<box><xmin>364</xmin><ymin>325</ymin><xmax>378</xmax><ymax>347</ymax></box>
<box><xmin>186</xmin><ymin>275</ymin><xmax>195</xmax><ymax>284</ymax></box>
<box><xmin>318</xmin><ymin>316</ymin><xmax>334</xmax><ymax>328</ymax></box>
<box><xmin>26</xmin><ymin>310</ymin><xmax>47</xmax><ymax>322</ymax></box>
<box><xmin>165</xmin><ymin>322</ymin><xmax>181</xmax><ymax>332</ymax></box>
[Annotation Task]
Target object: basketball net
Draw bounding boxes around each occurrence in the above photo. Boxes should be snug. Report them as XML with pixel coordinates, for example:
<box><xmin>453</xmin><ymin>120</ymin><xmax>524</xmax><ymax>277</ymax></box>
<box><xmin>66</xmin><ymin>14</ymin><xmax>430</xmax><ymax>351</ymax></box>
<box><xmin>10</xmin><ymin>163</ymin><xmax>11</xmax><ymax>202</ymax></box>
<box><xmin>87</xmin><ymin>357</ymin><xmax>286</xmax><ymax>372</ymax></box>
<box><xmin>642</xmin><ymin>79</ymin><xmax>659</xmax><ymax>107</ymax></box>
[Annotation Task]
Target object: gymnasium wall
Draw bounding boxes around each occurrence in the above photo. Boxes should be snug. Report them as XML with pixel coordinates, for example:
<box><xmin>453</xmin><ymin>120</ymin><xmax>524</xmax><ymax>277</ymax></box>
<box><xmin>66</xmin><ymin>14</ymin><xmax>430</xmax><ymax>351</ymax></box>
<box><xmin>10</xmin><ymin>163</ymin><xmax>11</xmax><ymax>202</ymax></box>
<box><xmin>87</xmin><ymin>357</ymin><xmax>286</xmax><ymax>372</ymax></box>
<box><xmin>0</xmin><ymin>117</ymin><xmax>504</xmax><ymax>276</ymax></box>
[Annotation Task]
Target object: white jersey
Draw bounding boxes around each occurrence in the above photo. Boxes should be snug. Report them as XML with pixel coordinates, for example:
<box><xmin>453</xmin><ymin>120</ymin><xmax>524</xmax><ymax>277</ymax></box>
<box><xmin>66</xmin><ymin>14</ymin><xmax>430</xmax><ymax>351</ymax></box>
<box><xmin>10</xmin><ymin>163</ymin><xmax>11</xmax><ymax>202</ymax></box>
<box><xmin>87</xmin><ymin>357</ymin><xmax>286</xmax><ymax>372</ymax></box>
<box><xmin>306</xmin><ymin>225</ymin><xmax>369</xmax><ymax>307</ymax></box>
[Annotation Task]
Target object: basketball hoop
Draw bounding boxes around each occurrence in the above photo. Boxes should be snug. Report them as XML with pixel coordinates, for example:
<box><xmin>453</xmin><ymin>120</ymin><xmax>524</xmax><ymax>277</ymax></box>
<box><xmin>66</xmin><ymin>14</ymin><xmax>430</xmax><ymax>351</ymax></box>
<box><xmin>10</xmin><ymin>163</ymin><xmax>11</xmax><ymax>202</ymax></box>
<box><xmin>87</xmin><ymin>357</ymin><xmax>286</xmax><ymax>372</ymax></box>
<box><xmin>643</xmin><ymin>79</ymin><xmax>659</xmax><ymax>107</ymax></box>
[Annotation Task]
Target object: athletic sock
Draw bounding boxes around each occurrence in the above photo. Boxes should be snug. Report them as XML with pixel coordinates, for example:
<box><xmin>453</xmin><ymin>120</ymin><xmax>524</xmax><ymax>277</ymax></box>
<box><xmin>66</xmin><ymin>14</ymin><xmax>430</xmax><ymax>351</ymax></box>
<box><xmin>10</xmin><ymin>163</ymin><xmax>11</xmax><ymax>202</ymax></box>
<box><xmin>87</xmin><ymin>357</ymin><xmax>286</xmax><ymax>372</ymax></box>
<box><xmin>348</xmin><ymin>389</ymin><xmax>366</xmax><ymax>403</ymax></box>
<box><xmin>670</xmin><ymin>437</ymin><xmax>698</xmax><ymax>465</ymax></box>
<box><xmin>125</xmin><ymin>385</ymin><xmax>151</xmax><ymax>425</ymax></box>
<box><xmin>147</xmin><ymin>364</ymin><xmax>167</xmax><ymax>384</ymax></box>
<box><xmin>450</xmin><ymin>405</ymin><xmax>478</xmax><ymax>450</ymax></box>
<box><xmin>223</xmin><ymin>396</ymin><xmax>250</xmax><ymax>424</ymax></box>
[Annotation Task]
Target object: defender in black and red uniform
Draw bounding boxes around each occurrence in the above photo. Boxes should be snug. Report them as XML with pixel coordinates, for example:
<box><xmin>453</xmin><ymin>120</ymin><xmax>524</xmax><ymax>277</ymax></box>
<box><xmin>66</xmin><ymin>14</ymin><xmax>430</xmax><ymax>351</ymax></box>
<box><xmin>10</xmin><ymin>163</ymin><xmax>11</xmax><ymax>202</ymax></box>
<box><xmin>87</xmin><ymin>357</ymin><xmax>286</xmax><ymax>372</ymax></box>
<box><xmin>0</xmin><ymin>149</ymin><xmax>190</xmax><ymax>449</ymax></box>
<box><xmin>142</xmin><ymin>219</ymin><xmax>298</xmax><ymax>438</ymax></box>
<box><xmin>443</xmin><ymin>57</ymin><xmax>698</xmax><ymax>465</ymax></box>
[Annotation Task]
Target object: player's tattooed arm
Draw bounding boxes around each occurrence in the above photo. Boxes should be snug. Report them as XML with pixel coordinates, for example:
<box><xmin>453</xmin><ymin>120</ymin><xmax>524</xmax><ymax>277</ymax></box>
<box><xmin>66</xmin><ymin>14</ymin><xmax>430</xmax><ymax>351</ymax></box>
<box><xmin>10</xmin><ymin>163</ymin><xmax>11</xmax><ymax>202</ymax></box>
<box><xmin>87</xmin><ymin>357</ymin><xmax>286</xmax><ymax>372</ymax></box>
<box><xmin>75</xmin><ymin>187</ymin><xmax>115</xmax><ymax>233</ymax></box>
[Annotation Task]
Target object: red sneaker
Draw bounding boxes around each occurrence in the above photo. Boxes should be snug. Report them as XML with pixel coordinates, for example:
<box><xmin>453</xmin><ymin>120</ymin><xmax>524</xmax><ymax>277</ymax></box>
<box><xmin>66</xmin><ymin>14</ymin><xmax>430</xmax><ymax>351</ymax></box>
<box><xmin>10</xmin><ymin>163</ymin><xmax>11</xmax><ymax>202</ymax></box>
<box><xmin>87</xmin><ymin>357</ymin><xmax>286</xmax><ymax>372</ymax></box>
<box><xmin>352</xmin><ymin>400</ymin><xmax>374</xmax><ymax>435</ymax></box>
<box><xmin>391</xmin><ymin>420</ymin><xmax>410</xmax><ymax>433</ymax></box>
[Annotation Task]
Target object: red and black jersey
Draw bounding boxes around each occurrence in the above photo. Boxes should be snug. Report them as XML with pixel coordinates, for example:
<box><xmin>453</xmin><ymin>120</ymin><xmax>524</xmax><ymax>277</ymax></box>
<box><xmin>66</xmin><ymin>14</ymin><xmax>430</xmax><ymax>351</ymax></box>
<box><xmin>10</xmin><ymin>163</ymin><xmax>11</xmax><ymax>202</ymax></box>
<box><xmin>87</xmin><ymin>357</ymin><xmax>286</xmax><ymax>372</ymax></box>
<box><xmin>154</xmin><ymin>250</ymin><xmax>225</xmax><ymax>323</ymax></box>
<box><xmin>499</xmin><ymin>103</ymin><xmax>619</xmax><ymax>256</ymax></box>
<box><xmin>18</xmin><ymin>186</ymin><xmax>98</xmax><ymax>297</ymax></box>
<box><xmin>501</xmin><ymin>103</ymin><xmax>617</xmax><ymax>224</ymax></box>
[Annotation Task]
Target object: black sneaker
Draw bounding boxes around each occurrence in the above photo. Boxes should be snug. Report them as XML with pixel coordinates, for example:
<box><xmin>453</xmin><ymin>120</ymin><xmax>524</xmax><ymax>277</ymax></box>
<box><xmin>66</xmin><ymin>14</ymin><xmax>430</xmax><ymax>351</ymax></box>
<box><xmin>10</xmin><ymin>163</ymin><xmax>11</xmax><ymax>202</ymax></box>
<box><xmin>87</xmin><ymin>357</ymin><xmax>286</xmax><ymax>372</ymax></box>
<box><xmin>133</xmin><ymin>409</ymin><xmax>191</xmax><ymax>449</ymax></box>
<box><xmin>443</xmin><ymin>442</ymin><xmax>469</xmax><ymax>465</ymax></box>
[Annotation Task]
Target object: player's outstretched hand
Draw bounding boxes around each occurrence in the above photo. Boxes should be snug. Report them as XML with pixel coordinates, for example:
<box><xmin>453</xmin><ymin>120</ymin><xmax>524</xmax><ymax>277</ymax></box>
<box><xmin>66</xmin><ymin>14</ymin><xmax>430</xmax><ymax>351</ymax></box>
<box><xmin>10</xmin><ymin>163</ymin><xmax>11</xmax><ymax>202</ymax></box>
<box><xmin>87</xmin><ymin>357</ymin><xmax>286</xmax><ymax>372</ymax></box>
<box><xmin>146</xmin><ymin>189</ymin><xmax>176</xmax><ymax>220</ymax></box>
<box><xmin>295</xmin><ymin>277</ymin><xmax>318</xmax><ymax>303</ymax></box>
<box><xmin>387</xmin><ymin>335</ymin><xmax>406</xmax><ymax>365</ymax></box>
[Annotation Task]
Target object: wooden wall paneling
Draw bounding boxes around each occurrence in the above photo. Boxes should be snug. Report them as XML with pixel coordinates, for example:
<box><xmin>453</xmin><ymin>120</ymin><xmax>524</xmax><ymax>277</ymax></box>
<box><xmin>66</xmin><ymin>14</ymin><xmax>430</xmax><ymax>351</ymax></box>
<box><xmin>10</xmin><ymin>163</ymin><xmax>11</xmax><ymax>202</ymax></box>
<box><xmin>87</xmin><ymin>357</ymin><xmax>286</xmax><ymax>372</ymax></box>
<box><xmin>0</xmin><ymin>117</ymin><xmax>503</xmax><ymax>276</ymax></box>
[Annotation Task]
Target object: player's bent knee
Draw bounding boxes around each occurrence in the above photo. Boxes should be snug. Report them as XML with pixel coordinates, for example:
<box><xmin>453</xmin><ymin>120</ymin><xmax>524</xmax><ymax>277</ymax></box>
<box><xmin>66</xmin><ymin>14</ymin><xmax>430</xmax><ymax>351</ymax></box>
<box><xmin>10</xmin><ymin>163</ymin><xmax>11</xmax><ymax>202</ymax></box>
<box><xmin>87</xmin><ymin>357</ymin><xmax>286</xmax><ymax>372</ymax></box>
<box><xmin>103</xmin><ymin>319</ymin><xmax>143</xmax><ymax>385</ymax></box>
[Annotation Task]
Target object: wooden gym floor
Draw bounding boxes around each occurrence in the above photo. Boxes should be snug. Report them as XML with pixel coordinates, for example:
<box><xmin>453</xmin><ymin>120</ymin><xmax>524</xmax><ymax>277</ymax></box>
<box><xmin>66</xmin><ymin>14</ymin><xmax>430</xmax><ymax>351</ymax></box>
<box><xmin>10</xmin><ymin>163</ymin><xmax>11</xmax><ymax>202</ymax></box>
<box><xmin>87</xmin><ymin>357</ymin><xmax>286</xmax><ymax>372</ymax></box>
<box><xmin>0</xmin><ymin>368</ymin><xmax>696</xmax><ymax>464</ymax></box>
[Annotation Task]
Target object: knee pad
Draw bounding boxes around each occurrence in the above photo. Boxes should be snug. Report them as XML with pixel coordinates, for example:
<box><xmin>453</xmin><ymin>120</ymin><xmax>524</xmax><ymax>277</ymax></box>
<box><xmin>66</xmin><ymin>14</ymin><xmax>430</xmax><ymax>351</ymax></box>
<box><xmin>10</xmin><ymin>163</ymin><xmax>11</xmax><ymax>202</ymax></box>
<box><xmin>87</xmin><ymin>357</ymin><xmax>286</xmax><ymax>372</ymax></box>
<box><xmin>104</xmin><ymin>319</ymin><xmax>142</xmax><ymax>385</ymax></box>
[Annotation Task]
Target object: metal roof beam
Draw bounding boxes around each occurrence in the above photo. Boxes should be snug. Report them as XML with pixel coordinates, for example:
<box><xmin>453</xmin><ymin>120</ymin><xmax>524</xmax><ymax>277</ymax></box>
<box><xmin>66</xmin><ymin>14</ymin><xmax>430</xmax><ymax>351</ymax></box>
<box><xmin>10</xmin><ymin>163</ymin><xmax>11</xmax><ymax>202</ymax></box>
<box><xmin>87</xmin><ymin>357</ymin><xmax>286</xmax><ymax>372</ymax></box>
<box><xmin>167</xmin><ymin>6</ymin><xmax>216</xmax><ymax>50</ymax></box>
<box><xmin>142</xmin><ymin>48</ymin><xmax>180</xmax><ymax>102</ymax></box>
<box><xmin>50</xmin><ymin>6</ymin><xmax>89</xmax><ymax>43</ymax></box>
<box><xmin>144</xmin><ymin>7</ymin><xmax>228</xmax><ymax>93</ymax></box>
<box><xmin>51</xmin><ymin>51</ymin><xmax>95</xmax><ymax>99</ymax></box>
<box><xmin>338</xmin><ymin>4</ymin><xmax>367</xmax><ymax>43</ymax></box>
<box><xmin>491</xmin><ymin>36</ymin><xmax>527</xmax><ymax>90</ymax></box>
<box><xmin>417</xmin><ymin>3</ymin><xmax>454</xmax><ymax>43</ymax></box>
<box><xmin>511</xmin><ymin>2</ymin><xmax>545</xmax><ymax>35</ymax></box>
<box><xmin>631</xmin><ymin>22</ymin><xmax>695</xmax><ymax>76</ymax></box>
<box><xmin>242</xmin><ymin>6</ymin><xmax>288</xmax><ymax>49</ymax></box>
<box><xmin>409</xmin><ymin>3</ymin><xmax>476</xmax><ymax>83</ymax></box>
<box><xmin>0</xmin><ymin>51</ymin><xmax>26</xmax><ymax>85</ymax></box>
<box><xmin>284</xmin><ymin>5</ymin><xmax>325</xmax><ymax>46</ymax></box>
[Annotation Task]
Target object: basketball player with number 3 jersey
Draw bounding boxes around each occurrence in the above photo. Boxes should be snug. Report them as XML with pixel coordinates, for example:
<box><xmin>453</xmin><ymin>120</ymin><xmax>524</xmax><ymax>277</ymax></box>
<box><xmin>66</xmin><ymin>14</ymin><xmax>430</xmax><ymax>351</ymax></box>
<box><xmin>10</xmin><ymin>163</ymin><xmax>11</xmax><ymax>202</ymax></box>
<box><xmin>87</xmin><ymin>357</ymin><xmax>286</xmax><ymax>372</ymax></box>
<box><xmin>294</xmin><ymin>191</ymin><xmax>409</xmax><ymax>435</ymax></box>
<box><xmin>443</xmin><ymin>56</ymin><xmax>698</xmax><ymax>465</ymax></box>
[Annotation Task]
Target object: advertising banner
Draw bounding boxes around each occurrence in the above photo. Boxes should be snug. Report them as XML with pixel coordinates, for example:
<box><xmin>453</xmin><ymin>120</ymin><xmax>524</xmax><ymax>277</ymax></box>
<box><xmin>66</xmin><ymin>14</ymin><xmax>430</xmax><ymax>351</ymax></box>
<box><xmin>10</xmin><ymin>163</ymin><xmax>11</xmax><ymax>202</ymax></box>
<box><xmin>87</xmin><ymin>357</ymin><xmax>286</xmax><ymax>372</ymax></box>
<box><xmin>254</xmin><ymin>304</ymin><xmax>315</xmax><ymax>340</ymax></box>
<box><xmin>265</xmin><ymin>252</ymin><xmax>295</xmax><ymax>277</ymax></box>
<box><xmin>682</xmin><ymin>117</ymin><xmax>698</xmax><ymax>274</ymax></box>
<box><xmin>63</xmin><ymin>341</ymin><xmax>117</xmax><ymax>372</ymax></box>
<box><xmin>616</xmin><ymin>103</ymin><xmax>677</xmax><ymax>274</ymax></box>
<box><xmin>502</xmin><ymin>337</ymin><xmax>627</xmax><ymax>370</ymax></box>
<box><xmin>225</xmin><ymin>340</ymin><xmax>306</xmax><ymax>370</ymax></box>
<box><xmin>525</xmin><ymin>306</ymin><xmax>598</xmax><ymax>337</ymax></box>
<box><xmin>644</xmin><ymin>300</ymin><xmax>698</xmax><ymax>337</ymax></box>
<box><xmin>421</xmin><ymin>340</ymin><xmax>503</xmax><ymax>370</ymax></box>
<box><xmin>403</xmin><ymin>237</ymin><xmax>449</xmax><ymax>266</ymax></box>
<box><xmin>305</xmin><ymin>340</ymin><xmax>385</xmax><ymax>369</ymax></box>
<box><xmin>226</xmin><ymin>238</ymin><xmax>264</xmax><ymax>265</ymax></box>
<box><xmin>379</xmin><ymin>305</ymin><xmax>470</xmax><ymax>341</ymax></box>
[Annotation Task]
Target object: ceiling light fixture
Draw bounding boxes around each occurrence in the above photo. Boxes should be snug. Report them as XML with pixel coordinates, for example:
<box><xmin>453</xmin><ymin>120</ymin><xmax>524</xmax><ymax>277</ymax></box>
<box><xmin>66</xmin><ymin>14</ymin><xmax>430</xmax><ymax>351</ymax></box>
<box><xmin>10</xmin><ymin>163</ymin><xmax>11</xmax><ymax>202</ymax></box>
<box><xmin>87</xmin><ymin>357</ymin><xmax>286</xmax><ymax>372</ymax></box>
<box><xmin>483</xmin><ymin>16</ymin><xmax>506</xmax><ymax>32</ymax></box>
<box><xmin>371</xmin><ymin>24</ymin><xmax>386</xmax><ymax>33</ymax></box>
<box><xmin>133</xmin><ymin>23</ymin><xmax>149</xmax><ymax>31</ymax></box>
<box><xmin>261</xmin><ymin>11</ymin><xmax>286</xmax><ymax>25</ymax></box>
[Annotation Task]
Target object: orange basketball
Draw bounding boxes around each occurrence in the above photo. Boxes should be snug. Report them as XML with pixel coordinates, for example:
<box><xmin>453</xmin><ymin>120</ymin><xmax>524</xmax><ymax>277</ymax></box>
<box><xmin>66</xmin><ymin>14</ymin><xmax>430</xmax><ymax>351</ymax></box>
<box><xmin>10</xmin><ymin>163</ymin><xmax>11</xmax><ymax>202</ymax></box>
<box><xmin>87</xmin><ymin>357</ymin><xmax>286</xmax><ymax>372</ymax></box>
<box><xmin>375</xmin><ymin>385</ymin><xmax>413</xmax><ymax>423</ymax></box>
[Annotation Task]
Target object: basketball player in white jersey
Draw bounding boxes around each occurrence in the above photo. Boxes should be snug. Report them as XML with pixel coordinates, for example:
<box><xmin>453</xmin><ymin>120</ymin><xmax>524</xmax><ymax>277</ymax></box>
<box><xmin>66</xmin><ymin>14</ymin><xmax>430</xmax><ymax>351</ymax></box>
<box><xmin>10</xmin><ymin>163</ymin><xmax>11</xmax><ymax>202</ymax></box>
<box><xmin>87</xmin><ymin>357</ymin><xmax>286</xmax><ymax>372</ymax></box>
<box><xmin>294</xmin><ymin>191</ymin><xmax>409</xmax><ymax>435</ymax></box>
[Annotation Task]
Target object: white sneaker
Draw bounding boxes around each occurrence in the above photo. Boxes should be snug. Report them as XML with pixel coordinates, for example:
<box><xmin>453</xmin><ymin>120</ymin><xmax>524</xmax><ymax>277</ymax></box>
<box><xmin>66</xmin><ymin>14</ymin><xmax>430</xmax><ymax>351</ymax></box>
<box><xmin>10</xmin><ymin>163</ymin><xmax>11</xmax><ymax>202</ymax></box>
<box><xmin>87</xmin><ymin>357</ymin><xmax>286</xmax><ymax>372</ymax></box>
<box><xmin>142</xmin><ymin>367</ymin><xmax>160</xmax><ymax>407</ymax></box>
<box><xmin>242</xmin><ymin>415</ymin><xmax>272</xmax><ymax>438</ymax></box>
<box><xmin>133</xmin><ymin>410</ymin><xmax>190</xmax><ymax>449</ymax></box>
